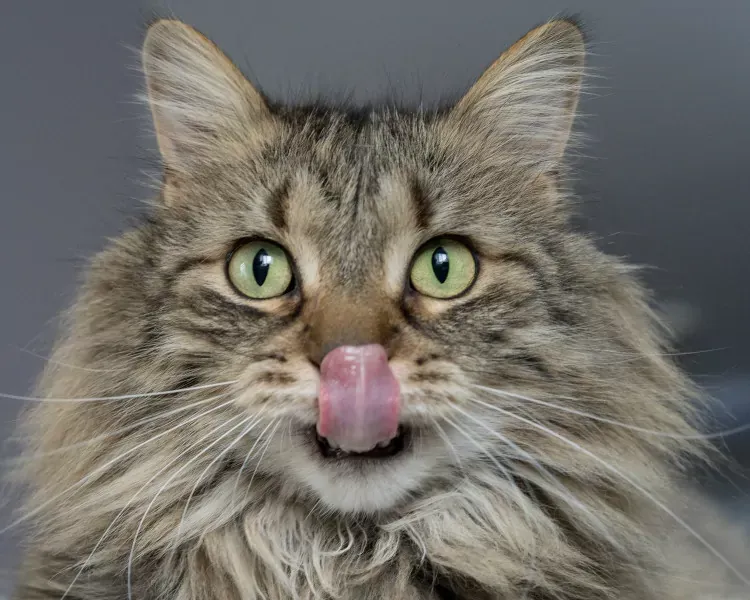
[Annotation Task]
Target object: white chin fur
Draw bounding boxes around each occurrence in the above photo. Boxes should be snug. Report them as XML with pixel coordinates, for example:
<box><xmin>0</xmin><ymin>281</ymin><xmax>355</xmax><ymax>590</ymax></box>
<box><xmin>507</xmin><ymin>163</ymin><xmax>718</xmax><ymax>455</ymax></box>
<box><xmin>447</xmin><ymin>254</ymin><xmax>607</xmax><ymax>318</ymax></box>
<box><xmin>312</xmin><ymin>474</ymin><xmax>411</xmax><ymax>513</ymax></box>
<box><xmin>297</xmin><ymin>455</ymin><xmax>436</xmax><ymax>514</ymax></box>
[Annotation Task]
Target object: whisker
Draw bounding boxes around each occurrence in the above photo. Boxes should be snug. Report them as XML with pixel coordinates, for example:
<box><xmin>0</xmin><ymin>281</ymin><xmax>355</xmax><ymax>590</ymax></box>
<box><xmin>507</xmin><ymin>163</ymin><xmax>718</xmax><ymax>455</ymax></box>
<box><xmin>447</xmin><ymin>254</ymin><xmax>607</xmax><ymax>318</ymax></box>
<box><xmin>58</xmin><ymin>412</ymin><xmax>246</xmax><ymax>600</ymax></box>
<box><xmin>6</xmin><ymin>395</ymin><xmax>227</xmax><ymax>464</ymax></box>
<box><xmin>15</xmin><ymin>347</ymin><xmax>129</xmax><ymax>373</ymax></box>
<box><xmin>591</xmin><ymin>346</ymin><xmax>729</xmax><ymax>360</ymax></box>
<box><xmin>441</xmin><ymin>415</ymin><xmax>519</xmax><ymax>493</ymax></box>
<box><xmin>127</xmin><ymin>415</ymin><xmax>255</xmax><ymax>600</ymax></box>
<box><xmin>446</xmin><ymin>404</ymin><xmax>624</xmax><ymax>553</ymax></box>
<box><xmin>243</xmin><ymin>419</ymin><xmax>282</xmax><ymax>505</ymax></box>
<box><xmin>232</xmin><ymin>419</ymin><xmax>279</xmax><ymax>506</ymax></box>
<box><xmin>0</xmin><ymin>379</ymin><xmax>238</xmax><ymax>403</ymax></box>
<box><xmin>473</xmin><ymin>384</ymin><xmax>750</xmax><ymax>440</ymax></box>
<box><xmin>467</xmin><ymin>396</ymin><xmax>750</xmax><ymax>587</ymax></box>
<box><xmin>1</xmin><ymin>394</ymin><xmax>238</xmax><ymax>534</ymax></box>
<box><xmin>503</xmin><ymin>331</ymin><xmax>726</xmax><ymax>363</ymax></box>
<box><xmin>427</xmin><ymin>415</ymin><xmax>463</xmax><ymax>470</ymax></box>
<box><xmin>442</xmin><ymin>415</ymin><xmax>539</xmax><ymax>600</ymax></box>
<box><xmin>176</xmin><ymin>415</ymin><xmax>264</xmax><ymax>540</ymax></box>
<box><xmin>441</xmin><ymin>410</ymin><xmax>543</xmax><ymax>594</ymax></box>
<box><xmin>284</xmin><ymin>417</ymin><xmax>294</xmax><ymax>451</ymax></box>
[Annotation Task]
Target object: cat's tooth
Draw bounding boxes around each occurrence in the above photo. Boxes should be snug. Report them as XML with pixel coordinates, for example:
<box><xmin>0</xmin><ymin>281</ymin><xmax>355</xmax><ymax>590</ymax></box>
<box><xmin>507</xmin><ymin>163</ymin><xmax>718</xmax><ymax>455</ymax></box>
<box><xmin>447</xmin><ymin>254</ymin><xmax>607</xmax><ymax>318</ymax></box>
<box><xmin>327</xmin><ymin>439</ymin><xmax>341</xmax><ymax>449</ymax></box>
<box><xmin>376</xmin><ymin>440</ymin><xmax>390</xmax><ymax>448</ymax></box>
<box><xmin>341</xmin><ymin>442</ymin><xmax>377</xmax><ymax>453</ymax></box>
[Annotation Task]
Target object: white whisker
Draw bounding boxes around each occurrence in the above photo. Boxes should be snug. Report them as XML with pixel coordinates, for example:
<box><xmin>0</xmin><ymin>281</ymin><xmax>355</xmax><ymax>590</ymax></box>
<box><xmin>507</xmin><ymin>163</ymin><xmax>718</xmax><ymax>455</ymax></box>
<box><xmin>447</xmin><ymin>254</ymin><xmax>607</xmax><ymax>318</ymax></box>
<box><xmin>473</xmin><ymin>384</ymin><xmax>750</xmax><ymax>440</ymax></box>
<box><xmin>591</xmin><ymin>346</ymin><xmax>729</xmax><ymax>363</ymax></box>
<box><xmin>446</xmin><ymin>403</ymin><xmax>624</xmax><ymax>553</ymax></box>
<box><xmin>427</xmin><ymin>415</ymin><xmax>463</xmax><ymax>470</ymax></box>
<box><xmin>59</xmin><ymin>412</ymin><xmax>246</xmax><ymax>600</ymax></box>
<box><xmin>0</xmin><ymin>379</ymin><xmax>237</xmax><ymax>403</ymax></box>
<box><xmin>467</xmin><ymin>396</ymin><xmax>750</xmax><ymax>587</ymax></box>
<box><xmin>176</xmin><ymin>415</ymin><xmax>264</xmax><ymax>540</ymax></box>
<box><xmin>127</xmin><ymin>414</ymin><xmax>255</xmax><ymax>600</ymax></box>
<box><xmin>243</xmin><ymin>419</ymin><xmax>282</xmax><ymax>505</ymax></box>
<box><xmin>1</xmin><ymin>393</ymin><xmax>237</xmax><ymax>534</ymax></box>
<box><xmin>441</xmin><ymin>415</ymin><xmax>518</xmax><ymax>492</ymax></box>
<box><xmin>284</xmin><ymin>417</ymin><xmax>294</xmax><ymax>451</ymax></box>
<box><xmin>232</xmin><ymin>419</ymin><xmax>279</xmax><ymax>506</ymax></box>
<box><xmin>441</xmin><ymin>410</ymin><xmax>543</xmax><ymax>597</ymax></box>
<box><xmin>9</xmin><ymin>395</ymin><xmax>226</xmax><ymax>464</ymax></box>
<box><xmin>16</xmin><ymin>347</ymin><xmax>129</xmax><ymax>373</ymax></box>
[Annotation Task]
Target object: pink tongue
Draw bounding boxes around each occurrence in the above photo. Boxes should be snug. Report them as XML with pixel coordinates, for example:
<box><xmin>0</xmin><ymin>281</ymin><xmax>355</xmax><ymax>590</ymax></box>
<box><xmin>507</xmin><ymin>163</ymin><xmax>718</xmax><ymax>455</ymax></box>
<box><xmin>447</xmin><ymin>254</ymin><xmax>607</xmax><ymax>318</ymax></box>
<box><xmin>317</xmin><ymin>344</ymin><xmax>401</xmax><ymax>453</ymax></box>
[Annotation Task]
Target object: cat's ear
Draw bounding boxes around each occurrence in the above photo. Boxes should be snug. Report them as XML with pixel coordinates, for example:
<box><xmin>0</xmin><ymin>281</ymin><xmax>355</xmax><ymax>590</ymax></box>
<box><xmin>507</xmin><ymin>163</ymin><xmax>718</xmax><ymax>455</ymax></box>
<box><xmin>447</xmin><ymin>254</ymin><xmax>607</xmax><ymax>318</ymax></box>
<box><xmin>450</xmin><ymin>19</ymin><xmax>585</xmax><ymax>169</ymax></box>
<box><xmin>141</xmin><ymin>19</ymin><xmax>274</xmax><ymax>173</ymax></box>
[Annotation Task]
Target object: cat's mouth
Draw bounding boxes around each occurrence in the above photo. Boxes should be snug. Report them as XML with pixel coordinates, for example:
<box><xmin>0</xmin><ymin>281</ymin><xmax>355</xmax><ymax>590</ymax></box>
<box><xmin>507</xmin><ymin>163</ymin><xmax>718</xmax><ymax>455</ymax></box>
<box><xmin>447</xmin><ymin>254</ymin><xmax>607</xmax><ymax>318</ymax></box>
<box><xmin>314</xmin><ymin>427</ymin><xmax>408</xmax><ymax>459</ymax></box>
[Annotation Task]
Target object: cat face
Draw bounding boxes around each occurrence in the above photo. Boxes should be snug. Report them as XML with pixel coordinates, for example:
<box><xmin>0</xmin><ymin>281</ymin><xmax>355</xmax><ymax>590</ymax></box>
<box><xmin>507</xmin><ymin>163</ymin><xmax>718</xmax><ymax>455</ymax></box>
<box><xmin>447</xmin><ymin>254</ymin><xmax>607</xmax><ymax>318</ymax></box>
<box><xmin>132</xmin><ymin>19</ymin><xmax>606</xmax><ymax>514</ymax></box>
<box><xmin>151</xmin><ymin>134</ymin><xmax>559</xmax><ymax>512</ymax></box>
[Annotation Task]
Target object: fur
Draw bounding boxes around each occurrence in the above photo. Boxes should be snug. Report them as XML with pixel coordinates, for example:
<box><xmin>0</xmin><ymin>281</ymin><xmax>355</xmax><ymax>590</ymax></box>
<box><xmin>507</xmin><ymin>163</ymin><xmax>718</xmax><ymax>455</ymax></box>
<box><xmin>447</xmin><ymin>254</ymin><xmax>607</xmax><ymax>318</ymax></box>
<box><xmin>11</xmin><ymin>18</ymin><xmax>748</xmax><ymax>600</ymax></box>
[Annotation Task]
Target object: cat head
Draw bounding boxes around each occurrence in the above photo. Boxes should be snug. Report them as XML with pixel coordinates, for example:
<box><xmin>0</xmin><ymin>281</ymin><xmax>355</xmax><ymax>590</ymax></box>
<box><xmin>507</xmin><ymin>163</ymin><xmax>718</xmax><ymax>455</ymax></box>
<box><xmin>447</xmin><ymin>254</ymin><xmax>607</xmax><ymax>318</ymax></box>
<box><xmin>134</xmin><ymin>18</ymin><xmax>599</xmax><ymax>514</ymax></box>
<box><xmin>34</xmin><ymin>18</ymin><xmax>698</xmax><ymax>535</ymax></box>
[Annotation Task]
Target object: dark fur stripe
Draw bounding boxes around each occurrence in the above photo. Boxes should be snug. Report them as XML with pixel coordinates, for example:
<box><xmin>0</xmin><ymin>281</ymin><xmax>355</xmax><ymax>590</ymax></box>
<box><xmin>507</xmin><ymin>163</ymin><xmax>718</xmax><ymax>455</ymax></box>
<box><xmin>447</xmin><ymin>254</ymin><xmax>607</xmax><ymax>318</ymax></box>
<box><xmin>410</xmin><ymin>176</ymin><xmax>432</xmax><ymax>230</ymax></box>
<box><xmin>267</xmin><ymin>178</ymin><xmax>291</xmax><ymax>230</ymax></box>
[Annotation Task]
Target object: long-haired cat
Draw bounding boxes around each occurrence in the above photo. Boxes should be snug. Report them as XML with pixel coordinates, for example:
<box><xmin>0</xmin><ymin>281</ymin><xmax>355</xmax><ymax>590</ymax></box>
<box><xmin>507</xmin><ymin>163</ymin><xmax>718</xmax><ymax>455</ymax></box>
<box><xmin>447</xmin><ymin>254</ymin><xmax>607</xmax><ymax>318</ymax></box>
<box><xmin>10</xmin><ymin>17</ymin><xmax>749</xmax><ymax>600</ymax></box>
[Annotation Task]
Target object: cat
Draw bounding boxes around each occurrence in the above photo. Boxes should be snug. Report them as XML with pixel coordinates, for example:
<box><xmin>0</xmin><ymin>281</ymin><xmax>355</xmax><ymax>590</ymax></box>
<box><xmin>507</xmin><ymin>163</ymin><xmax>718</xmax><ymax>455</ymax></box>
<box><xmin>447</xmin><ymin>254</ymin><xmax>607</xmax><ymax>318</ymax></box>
<box><xmin>10</xmin><ymin>16</ymin><xmax>749</xmax><ymax>600</ymax></box>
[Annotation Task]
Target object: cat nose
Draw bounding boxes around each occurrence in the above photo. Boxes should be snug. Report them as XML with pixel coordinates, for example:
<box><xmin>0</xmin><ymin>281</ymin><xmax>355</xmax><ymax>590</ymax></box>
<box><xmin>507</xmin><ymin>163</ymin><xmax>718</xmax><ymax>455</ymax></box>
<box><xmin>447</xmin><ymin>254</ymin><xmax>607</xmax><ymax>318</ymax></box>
<box><xmin>308</xmin><ymin>333</ymin><xmax>394</xmax><ymax>367</ymax></box>
<box><xmin>303</xmin><ymin>297</ymin><xmax>397</xmax><ymax>367</ymax></box>
<box><xmin>311</xmin><ymin>337</ymin><xmax>381</xmax><ymax>367</ymax></box>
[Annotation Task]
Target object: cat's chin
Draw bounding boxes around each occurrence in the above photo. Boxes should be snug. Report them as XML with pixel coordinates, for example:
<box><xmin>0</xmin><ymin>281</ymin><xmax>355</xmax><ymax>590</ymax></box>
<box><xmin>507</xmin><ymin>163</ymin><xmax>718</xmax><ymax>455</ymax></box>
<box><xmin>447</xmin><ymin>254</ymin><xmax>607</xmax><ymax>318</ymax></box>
<box><xmin>287</xmin><ymin>427</ymin><xmax>442</xmax><ymax>514</ymax></box>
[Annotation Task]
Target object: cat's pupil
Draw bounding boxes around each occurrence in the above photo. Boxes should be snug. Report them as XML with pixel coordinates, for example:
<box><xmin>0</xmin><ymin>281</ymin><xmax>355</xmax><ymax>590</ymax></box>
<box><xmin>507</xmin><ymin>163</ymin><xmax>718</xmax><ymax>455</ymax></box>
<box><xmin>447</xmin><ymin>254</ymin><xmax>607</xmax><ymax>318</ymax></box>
<box><xmin>252</xmin><ymin>249</ymin><xmax>272</xmax><ymax>286</ymax></box>
<box><xmin>432</xmin><ymin>247</ymin><xmax>450</xmax><ymax>284</ymax></box>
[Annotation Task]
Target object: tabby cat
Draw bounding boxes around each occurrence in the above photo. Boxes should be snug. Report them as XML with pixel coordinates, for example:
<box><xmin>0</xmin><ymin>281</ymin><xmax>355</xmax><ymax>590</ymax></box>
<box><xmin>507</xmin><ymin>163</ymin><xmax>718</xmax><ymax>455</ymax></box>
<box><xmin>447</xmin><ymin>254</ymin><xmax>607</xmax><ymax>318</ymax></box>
<box><xmin>12</xmin><ymin>17</ymin><xmax>748</xmax><ymax>600</ymax></box>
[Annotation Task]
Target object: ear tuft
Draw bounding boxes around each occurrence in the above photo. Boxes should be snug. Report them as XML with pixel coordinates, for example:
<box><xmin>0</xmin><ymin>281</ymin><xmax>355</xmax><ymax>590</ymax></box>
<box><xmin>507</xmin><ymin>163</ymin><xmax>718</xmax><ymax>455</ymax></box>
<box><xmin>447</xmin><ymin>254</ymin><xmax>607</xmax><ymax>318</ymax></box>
<box><xmin>451</xmin><ymin>19</ymin><xmax>586</xmax><ymax>169</ymax></box>
<box><xmin>142</xmin><ymin>19</ymin><xmax>272</xmax><ymax>172</ymax></box>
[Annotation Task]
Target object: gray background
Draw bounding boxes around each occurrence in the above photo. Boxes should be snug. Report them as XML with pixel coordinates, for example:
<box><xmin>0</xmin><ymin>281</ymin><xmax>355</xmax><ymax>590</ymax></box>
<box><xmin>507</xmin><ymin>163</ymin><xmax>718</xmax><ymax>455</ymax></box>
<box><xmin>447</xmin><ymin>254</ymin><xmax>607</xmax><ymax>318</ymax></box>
<box><xmin>1</xmin><ymin>0</ymin><xmax>748</xmax><ymax>593</ymax></box>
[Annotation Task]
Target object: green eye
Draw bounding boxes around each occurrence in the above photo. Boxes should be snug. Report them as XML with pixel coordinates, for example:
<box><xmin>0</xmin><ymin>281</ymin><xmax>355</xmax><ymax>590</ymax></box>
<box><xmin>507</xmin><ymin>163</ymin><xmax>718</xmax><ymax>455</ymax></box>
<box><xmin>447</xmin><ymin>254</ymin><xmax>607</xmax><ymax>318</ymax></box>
<box><xmin>410</xmin><ymin>238</ymin><xmax>477</xmax><ymax>299</ymax></box>
<box><xmin>227</xmin><ymin>240</ymin><xmax>293</xmax><ymax>299</ymax></box>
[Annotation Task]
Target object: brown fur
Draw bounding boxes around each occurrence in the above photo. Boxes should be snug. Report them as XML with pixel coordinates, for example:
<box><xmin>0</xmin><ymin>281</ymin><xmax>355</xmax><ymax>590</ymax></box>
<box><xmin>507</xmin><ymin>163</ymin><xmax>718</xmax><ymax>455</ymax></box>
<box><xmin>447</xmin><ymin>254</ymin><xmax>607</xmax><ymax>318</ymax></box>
<box><xmin>11</xmin><ymin>18</ymin><xmax>748</xmax><ymax>600</ymax></box>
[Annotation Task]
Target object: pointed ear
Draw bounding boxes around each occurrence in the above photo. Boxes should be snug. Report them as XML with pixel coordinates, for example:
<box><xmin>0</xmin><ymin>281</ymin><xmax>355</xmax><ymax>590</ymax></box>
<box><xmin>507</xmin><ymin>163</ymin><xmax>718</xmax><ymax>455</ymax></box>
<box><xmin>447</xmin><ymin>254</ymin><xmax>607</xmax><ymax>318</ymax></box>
<box><xmin>450</xmin><ymin>19</ymin><xmax>585</xmax><ymax>169</ymax></box>
<box><xmin>142</xmin><ymin>20</ymin><xmax>273</xmax><ymax>173</ymax></box>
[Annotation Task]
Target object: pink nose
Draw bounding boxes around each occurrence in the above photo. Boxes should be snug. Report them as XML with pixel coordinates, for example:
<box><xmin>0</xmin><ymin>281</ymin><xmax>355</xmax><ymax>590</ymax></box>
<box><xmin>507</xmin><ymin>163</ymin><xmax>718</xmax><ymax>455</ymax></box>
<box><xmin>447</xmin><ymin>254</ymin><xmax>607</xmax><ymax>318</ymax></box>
<box><xmin>317</xmin><ymin>344</ymin><xmax>401</xmax><ymax>453</ymax></box>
